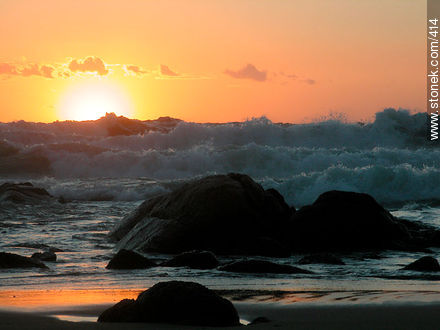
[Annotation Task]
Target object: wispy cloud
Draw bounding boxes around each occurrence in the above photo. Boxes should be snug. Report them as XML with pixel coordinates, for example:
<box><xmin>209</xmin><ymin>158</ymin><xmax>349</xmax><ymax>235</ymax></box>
<box><xmin>160</xmin><ymin>64</ymin><xmax>179</xmax><ymax>77</ymax></box>
<box><xmin>123</xmin><ymin>65</ymin><xmax>147</xmax><ymax>76</ymax></box>
<box><xmin>279</xmin><ymin>71</ymin><xmax>316</xmax><ymax>85</ymax></box>
<box><xmin>301</xmin><ymin>78</ymin><xmax>316</xmax><ymax>85</ymax></box>
<box><xmin>224</xmin><ymin>64</ymin><xmax>267</xmax><ymax>82</ymax></box>
<box><xmin>0</xmin><ymin>62</ymin><xmax>55</xmax><ymax>78</ymax></box>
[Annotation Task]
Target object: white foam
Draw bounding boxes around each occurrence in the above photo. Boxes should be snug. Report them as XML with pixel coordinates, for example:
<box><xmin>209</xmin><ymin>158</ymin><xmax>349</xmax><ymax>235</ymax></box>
<box><xmin>0</xmin><ymin>108</ymin><xmax>437</xmax><ymax>205</ymax></box>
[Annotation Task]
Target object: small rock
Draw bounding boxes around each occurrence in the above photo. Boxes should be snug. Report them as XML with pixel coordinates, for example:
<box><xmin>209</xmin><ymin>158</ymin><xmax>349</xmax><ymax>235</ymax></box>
<box><xmin>218</xmin><ymin>259</ymin><xmax>313</xmax><ymax>274</ymax></box>
<box><xmin>0</xmin><ymin>252</ymin><xmax>48</xmax><ymax>269</ymax></box>
<box><xmin>161</xmin><ymin>250</ymin><xmax>219</xmax><ymax>269</ymax></box>
<box><xmin>403</xmin><ymin>256</ymin><xmax>440</xmax><ymax>272</ymax></box>
<box><xmin>106</xmin><ymin>249</ymin><xmax>157</xmax><ymax>269</ymax></box>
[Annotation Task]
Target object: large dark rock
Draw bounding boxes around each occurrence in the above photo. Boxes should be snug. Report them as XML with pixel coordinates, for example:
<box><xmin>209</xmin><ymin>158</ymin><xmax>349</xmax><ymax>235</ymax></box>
<box><xmin>298</xmin><ymin>253</ymin><xmax>345</xmax><ymax>265</ymax></box>
<box><xmin>287</xmin><ymin>190</ymin><xmax>411</xmax><ymax>251</ymax></box>
<box><xmin>403</xmin><ymin>256</ymin><xmax>440</xmax><ymax>272</ymax></box>
<box><xmin>0</xmin><ymin>252</ymin><xmax>48</xmax><ymax>269</ymax></box>
<box><xmin>161</xmin><ymin>250</ymin><xmax>219</xmax><ymax>269</ymax></box>
<box><xmin>106</xmin><ymin>249</ymin><xmax>157</xmax><ymax>269</ymax></box>
<box><xmin>218</xmin><ymin>259</ymin><xmax>313</xmax><ymax>274</ymax></box>
<box><xmin>110</xmin><ymin>173</ymin><xmax>291</xmax><ymax>255</ymax></box>
<box><xmin>98</xmin><ymin>281</ymin><xmax>240</xmax><ymax>326</ymax></box>
<box><xmin>0</xmin><ymin>183</ymin><xmax>53</xmax><ymax>204</ymax></box>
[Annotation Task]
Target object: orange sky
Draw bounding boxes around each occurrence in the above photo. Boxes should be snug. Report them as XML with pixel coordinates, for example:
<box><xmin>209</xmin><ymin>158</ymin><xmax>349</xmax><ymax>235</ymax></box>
<box><xmin>0</xmin><ymin>0</ymin><xmax>426</xmax><ymax>123</ymax></box>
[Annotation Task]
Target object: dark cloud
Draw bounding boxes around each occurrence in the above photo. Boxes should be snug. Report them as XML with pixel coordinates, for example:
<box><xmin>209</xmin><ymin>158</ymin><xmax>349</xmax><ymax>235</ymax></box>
<box><xmin>160</xmin><ymin>64</ymin><xmax>179</xmax><ymax>76</ymax></box>
<box><xmin>68</xmin><ymin>56</ymin><xmax>108</xmax><ymax>75</ymax></box>
<box><xmin>224</xmin><ymin>64</ymin><xmax>267</xmax><ymax>82</ymax></box>
<box><xmin>0</xmin><ymin>63</ymin><xmax>55</xmax><ymax>78</ymax></box>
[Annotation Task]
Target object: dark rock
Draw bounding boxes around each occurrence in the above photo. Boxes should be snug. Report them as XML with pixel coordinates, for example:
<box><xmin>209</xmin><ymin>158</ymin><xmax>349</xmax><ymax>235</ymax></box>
<box><xmin>218</xmin><ymin>259</ymin><xmax>313</xmax><ymax>274</ymax></box>
<box><xmin>106</xmin><ymin>249</ymin><xmax>157</xmax><ymax>269</ymax></box>
<box><xmin>403</xmin><ymin>256</ymin><xmax>440</xmax><ymax>272</ymax></box>
<box><xmin>287</xmin><ymin>190</ymin><xmax>411</xmax><ymax>251</ymax></box>
<box><xmin>0</xmin><ymin>252</ymin><xmax>48</xmax><ymax>269</ymax></box>
<box><xmin>31</xmin><ymin>251</ymin><xmax>56</xmax><ymax>262</ymax></box>
<box><xmin>110</xmin><ymin>173</ymin><xmax>291</xmax><ymax>256</ymax></box>
<box><xmin>298</xmin><ymin>253</ymin><xmax>345</xmax><ymax>265</ymax></box>
<box><xmin>98</xmin><ymin>281</ymin><xmax>240</xmax><ymax>326</ymax></box>
<box><xmin>161</xmin><ymin>250</ymin><xmax>219</xmax><ymax>269</ymax></box>
<box><xmin>98</xmin><ymin>299</ymin><xmax>139</xmax><ymax>322</ymax></box>
<box><xmin>241</xmin><ymin>237</ymin><xmax>291</xmax><ymax>258</ymax></box>
<box><xmin>0</xmin><ymin>183</ymin><xmax>53</xmax><ymax>204</ymax></box>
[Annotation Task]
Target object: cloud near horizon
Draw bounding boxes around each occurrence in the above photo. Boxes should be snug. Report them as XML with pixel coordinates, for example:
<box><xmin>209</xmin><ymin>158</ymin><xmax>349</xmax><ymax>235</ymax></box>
<box><xmin>124</xmin><ymin>65</ymin><xmax>147</xmax><ymax>76</ymax></box>
<box><xmin>224</xmin><ymin>64</ymin><xmax>267</xmax><ymax>82</ymax></box>
<box><xmin>68</xmin><ymin>56</ymin><xmax>109</xmax><ymax>75</ymax></box>
<box><xmin>160</xmin><ymin>64</ymin><xmax>179</xmax><ymax>77</ymax></box>
<box><xmin>0</xmin><ymin>62</ymin><xmax>55</xmax><ymax>78</ymax></box>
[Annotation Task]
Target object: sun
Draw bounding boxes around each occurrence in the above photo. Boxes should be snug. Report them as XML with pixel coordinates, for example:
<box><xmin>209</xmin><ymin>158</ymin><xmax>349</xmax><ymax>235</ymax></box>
<box><xmin>58</xmin><ymin>81</ymin><xmax>134</xmax><ymax>121</ymax></box>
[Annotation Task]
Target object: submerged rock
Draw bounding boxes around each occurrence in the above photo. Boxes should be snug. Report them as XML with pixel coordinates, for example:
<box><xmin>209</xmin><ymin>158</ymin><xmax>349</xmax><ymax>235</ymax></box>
<box><xmin>287</xmin><ymin>190</ymin><xmax>411</xmax><ymax>251</ymax></box>
<box><xmin>298</xmin><ymin>253</ymin><xmax>345</xmax><ymax>265</ymax></box>
<box><xmin>98</xmin><ymin>281</ymin><xmax>240</xmax><ymax>326</ymax></box>
<box><xmin>0</xmin><ymin>252</ymin><xmax>48</xmax><ymax>269</ymax></box>
<box><xmin>161</xmin><ymin>250</ymin><xmax>219</xmax><ymax>269</ymax></box>
<box><xmin>0</xmin><ymin>182</ymin><xmax>53</xmax><ymax>204</ymax></box>
<box><xmin>218</xmin><ymin>259</ymin><xmax>313</xmax><ymax>274</ymax></box>
<box><xmin>110</xmin><ymin>173</ymin><xmax>291</xmax><ymax>256</ymax></box>
<box><xmin>31</xmin><ymin>251</ymin><xmax>57</xmax><ymax>262</ymax></box>
<box><xmin>403</xmin><ymin>256</ymin><xmax>440</xmax><ymax>272</ymax></box>
<box><xmin>106</xmin><ymin>249</ymin><xmax>157</xmax><ymax>269</ymax></box>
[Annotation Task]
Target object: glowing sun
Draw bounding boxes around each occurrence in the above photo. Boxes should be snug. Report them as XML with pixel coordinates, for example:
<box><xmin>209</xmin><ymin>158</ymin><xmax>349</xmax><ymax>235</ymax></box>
<box><xmin>58</xmin><ymin>82</ymin><xmax>134</xmax><ymax>121</ymax></box>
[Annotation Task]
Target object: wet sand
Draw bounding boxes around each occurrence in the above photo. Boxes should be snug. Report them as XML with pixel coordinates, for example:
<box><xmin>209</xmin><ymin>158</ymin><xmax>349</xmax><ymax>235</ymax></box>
<box><xmin>2</xmin><ymin>302</ymin><xmax>440</xmax><ymax>330</ymax></box>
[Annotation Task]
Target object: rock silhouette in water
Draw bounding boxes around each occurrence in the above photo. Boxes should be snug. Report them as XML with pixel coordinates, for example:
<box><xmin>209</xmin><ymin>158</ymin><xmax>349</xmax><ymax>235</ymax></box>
<box><xmin>110</xmin><ymin>173</ymin><xmax>291</xmax><ymax>255</ymax></box>
<box><xmin>98</xmin><ymin>281</ymin><xmax>240</xmax><ymax>326</ymax></box>
<box><xmin>106</xmin><ymin>249</ymin><xmax>157</xmax><ymax>269</ymax></box>
<box><xmin>218</xmin><ymin>259</ymin><xmax>313</xmax><ymax>274</ymax></box>
<box><xmin>287</xmin><ymin>190</ymin><xmax>412</xmax><ymax>251</ymax></box>
<box><xmin>403</xmin><ymin>256</ymin><xmax>440</xmax><ymax>272</ymax></box>
<box><xmin>0</xmin><ymin>252</ymin><xmax>48</xmax><ymax>269</ymax></box>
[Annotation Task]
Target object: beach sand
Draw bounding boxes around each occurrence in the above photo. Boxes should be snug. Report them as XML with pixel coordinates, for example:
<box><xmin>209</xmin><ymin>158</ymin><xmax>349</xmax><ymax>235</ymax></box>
<box><xmin>1</xmin><ymin>301</ymin><xmax>440</xmax><ymax>330</ymax></box>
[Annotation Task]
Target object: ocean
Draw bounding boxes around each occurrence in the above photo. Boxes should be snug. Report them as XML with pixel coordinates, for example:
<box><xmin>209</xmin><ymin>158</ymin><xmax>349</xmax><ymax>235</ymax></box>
<box><xmin>1</xmin><ymin>108</ymin><xmax>440</xmax><ymax>305</ymax></box>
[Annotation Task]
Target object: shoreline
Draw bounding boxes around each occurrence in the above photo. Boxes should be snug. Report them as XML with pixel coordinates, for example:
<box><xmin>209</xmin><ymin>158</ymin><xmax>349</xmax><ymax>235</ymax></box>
<box><xmin>2</xmin><ymin>288</ymin><xmax>440</xmax><ymax>309</ymax></box>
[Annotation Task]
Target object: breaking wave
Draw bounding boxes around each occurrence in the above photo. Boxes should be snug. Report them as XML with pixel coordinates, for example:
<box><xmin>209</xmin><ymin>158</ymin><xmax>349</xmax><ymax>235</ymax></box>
<box><xmin>0</xmin><ymin>108</ymin><xmax>438</xmax><ymax>206</ymax></box>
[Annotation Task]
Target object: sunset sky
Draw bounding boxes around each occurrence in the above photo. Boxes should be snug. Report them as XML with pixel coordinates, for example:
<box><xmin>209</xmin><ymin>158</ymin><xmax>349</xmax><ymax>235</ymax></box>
<box><xmin>0</xmin><ymin>0</ymin><xmax>425</xmax><ymax>123</ymax></box>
